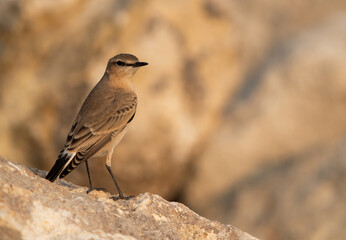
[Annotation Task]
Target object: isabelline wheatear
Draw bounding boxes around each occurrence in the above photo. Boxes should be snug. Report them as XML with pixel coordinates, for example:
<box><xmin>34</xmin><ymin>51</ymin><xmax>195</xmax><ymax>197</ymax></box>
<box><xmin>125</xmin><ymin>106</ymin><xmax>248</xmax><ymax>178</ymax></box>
<box><xmin>46</xmin><ymin>53</ymin><xmax>148</xmax><ymax>200</ymax></box>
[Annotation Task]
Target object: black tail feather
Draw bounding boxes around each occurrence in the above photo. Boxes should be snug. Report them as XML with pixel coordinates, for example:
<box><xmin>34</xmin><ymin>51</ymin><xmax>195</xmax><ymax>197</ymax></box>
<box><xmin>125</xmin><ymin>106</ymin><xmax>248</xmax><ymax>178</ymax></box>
<box><xmin>46</xmin><ymin>150</ymin><xmax>74</xmax><ymax>182</ymax></box>
<box><xmin>59</xmin><ymin>151</ymin><xmax>85</xmax><ymax>178</ymax></box>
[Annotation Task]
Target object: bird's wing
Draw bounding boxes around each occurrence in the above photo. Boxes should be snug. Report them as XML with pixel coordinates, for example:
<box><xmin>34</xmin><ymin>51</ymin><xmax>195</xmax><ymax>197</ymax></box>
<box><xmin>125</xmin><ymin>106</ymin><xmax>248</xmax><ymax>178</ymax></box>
<box><xmin>46</xmin><ymin>89</ymin><xmax>137</xmax><ymax>181</ymax></box>
<box><xmin>67</xmin><ymin>90</ymin><xmax>137</xmax><ymax>151</ymax></box>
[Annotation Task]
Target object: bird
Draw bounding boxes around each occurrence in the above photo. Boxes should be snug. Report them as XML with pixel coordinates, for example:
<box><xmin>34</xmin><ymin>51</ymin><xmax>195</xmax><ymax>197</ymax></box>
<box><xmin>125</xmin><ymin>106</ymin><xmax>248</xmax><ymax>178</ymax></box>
<box><xmin>45</xmin><ymin>53</ymin><xmax>148</xmax><ymax>200</ymax></box>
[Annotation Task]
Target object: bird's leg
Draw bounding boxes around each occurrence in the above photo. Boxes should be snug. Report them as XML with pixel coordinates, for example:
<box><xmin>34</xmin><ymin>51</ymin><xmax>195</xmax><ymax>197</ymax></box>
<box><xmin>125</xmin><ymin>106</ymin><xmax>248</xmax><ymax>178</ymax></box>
<box><xmin>105</xmin><ymin>164</ymin><xmax>134</xmax><ymax>200</ymax></box>
<box><xmin>105</xmin><ymin>150</ymin><xmax>133</xmax><ymax>200</ymax></box>
<box><xmin>85</xmin><ymin>161</ymin><xmax>107</xmax><ymax>194</ymax></box>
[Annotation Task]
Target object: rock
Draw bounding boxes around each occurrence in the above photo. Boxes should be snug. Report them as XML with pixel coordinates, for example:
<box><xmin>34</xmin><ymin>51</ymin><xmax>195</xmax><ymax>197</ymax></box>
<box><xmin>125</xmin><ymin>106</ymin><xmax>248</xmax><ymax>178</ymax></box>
<box><xmin>0</xmin><ymin>157</ymin><xmax>257</xmax><ymax>240</ymax></box>
<box><xmin>1</xmin><ymin>0</ymin><xmax>346</xmax><ymax>239</ymax></box>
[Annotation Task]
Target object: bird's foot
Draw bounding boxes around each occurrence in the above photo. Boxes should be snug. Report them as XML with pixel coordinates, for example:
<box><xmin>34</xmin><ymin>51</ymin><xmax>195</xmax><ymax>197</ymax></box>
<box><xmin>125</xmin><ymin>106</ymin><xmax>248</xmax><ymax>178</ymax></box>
<box><xmin>86</xmin><ymin>187</ymin><xmax>108</xmax><ymax>194</ymax></box>
<box><xmin>110</xmin><ymin>194</ymin><xmax>135</xmax><ymax>201</ymax></box>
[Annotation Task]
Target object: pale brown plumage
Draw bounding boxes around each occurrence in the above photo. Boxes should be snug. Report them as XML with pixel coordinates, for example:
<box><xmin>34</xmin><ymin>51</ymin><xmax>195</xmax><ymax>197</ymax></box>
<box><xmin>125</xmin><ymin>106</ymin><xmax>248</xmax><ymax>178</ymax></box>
<box><xmin>46</xmin><ymin>54</ymin><xmax>147</xmax><ymax>199</ymax></box>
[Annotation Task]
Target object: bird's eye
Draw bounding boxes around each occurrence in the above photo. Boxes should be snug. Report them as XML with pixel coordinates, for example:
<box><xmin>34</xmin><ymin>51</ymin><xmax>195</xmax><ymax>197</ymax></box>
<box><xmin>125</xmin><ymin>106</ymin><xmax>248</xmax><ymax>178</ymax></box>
<box><xmin>116</xmin><ymin>61</ymin><xmax>126</xmax><ymax>66</ymax></box>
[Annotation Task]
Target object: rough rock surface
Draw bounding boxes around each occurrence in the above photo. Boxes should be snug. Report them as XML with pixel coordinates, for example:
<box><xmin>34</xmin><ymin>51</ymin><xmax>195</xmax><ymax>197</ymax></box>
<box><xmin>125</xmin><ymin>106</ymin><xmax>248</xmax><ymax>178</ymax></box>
<box><xmin>0</xmin><ymin>158</ymin><xmax>257</xmax><ymax>240</ymax></box>
<box><xmin>1</xmin><ymin>0</ymin><xmax>346</xmax><ymax>239</ymax></box>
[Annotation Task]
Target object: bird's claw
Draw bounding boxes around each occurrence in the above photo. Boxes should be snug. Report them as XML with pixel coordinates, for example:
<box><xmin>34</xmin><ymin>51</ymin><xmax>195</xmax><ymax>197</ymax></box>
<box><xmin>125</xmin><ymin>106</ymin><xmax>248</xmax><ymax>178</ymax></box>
<box><xmin>110</xmin><ymin>194</ymin><xmax>134</xmax><ymax>201</ymax></box>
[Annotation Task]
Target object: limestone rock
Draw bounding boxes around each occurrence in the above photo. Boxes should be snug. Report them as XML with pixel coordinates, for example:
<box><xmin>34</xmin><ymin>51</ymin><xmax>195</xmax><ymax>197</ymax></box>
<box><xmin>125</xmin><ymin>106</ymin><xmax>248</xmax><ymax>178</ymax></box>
<box><xmin>1</xmin><ymin>0</ymin><xmax>346</xmax><ymax>239</ymax></box>
<box><xmin>0</xmin><ymin>158</ymin><xmax>257</xmax><ymax>240</ymax></box>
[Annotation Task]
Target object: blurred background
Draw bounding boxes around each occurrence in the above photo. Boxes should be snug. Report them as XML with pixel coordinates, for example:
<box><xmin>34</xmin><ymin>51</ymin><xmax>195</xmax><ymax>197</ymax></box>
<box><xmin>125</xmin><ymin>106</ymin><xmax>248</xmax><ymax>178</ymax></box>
<box><xmin>1</xmin><ymin>0</ymin><xmax>346</xmax><ymax>239</ymax></box>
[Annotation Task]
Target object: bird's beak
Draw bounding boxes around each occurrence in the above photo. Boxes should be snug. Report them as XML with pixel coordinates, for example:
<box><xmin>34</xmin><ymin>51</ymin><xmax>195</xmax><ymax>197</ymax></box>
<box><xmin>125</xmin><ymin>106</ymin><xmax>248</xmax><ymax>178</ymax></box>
<box><xmin>134</xmin><ymin>61</ymin><xmax>148</xmax><ymax>67</ymax></box>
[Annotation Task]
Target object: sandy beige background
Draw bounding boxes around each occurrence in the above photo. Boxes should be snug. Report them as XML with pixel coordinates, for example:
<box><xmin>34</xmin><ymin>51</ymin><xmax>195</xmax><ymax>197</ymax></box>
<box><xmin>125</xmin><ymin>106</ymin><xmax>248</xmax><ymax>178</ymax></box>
<box><xmin>1</xmin><ymin>0</ymin><xmax>346</xmax><ymax>239</ymax></box>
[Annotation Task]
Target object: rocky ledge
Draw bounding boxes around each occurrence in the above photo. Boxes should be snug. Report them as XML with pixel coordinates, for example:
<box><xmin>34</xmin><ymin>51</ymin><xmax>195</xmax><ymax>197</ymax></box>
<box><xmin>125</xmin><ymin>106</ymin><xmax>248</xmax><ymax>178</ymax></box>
<box><xmin>0</xmin><ymin>157</ymin><xmax>257</xmax><ymax>240</ymax></box>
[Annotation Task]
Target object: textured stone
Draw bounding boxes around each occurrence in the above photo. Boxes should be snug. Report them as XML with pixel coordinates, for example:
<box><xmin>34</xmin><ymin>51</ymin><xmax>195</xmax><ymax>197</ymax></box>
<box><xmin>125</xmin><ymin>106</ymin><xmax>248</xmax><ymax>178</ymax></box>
<box><xmin>1</xmin><ymin>0</ymin><xmax>346</xmax><ymax>239</ymax></box>
<box><xmin>0</xmin><ymin>158</ymin><xmax>257</xmax><ymax>240</ymax></box>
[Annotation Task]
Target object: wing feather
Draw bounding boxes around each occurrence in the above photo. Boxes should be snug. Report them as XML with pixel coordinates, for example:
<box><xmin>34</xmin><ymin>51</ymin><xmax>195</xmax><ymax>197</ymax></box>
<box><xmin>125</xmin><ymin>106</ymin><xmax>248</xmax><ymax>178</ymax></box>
<box><xmin>48</xmin><ymin>88</ymin><xmax>137</xmax><ymax>180</ymax></box>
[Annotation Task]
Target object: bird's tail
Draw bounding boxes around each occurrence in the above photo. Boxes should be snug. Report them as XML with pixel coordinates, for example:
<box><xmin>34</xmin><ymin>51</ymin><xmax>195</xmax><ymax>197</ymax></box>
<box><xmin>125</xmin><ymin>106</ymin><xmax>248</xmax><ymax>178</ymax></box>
<box><xmin>45</xmin><ymin>150</ymin><xmax>75</xmax><ymax>182</ymax></box>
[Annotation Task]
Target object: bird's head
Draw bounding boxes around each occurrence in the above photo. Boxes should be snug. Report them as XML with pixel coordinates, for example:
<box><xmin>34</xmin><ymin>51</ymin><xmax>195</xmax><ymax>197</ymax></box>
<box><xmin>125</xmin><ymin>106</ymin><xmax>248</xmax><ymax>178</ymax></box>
<box><xmin>106</xmin><ymin>54</ymin><xmax>148</xmax><ymax>77</ymax></box>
